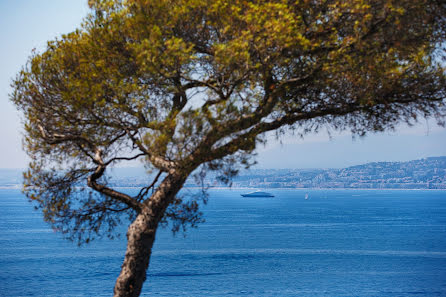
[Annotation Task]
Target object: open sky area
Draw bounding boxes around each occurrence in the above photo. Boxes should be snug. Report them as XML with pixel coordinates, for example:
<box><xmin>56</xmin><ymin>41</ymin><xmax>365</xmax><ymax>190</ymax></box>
<box><xmin>1</xmin><ymin>1</ymin><xmax>445</xmax><ymax>169</ymax></box>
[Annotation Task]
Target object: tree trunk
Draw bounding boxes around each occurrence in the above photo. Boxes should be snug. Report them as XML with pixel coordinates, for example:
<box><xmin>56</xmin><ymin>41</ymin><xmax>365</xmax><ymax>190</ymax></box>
<box><xmin>113</xmin><ymin>212</ymin><xmax>156</xmax><ymax>297</ymax></box>
<box><xmin>113</xmin><ymin>173</ymin><xmax>186</xmax><ymax>297</ymax></box>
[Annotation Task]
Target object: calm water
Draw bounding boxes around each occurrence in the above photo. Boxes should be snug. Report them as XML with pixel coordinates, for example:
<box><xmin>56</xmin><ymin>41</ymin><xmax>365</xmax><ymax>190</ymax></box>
<box><xmin>1</xmin><ymin>188</ymin><xmax>446</xmax><ymax>296</ymax></box>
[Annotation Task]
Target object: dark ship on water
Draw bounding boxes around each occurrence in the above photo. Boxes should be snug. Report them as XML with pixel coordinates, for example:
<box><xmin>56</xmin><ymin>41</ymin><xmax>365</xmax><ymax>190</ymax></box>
<box><xmin>241</xmin><ymin>191</ymin><xmax>274</xmax><ymax>198</ymax></box>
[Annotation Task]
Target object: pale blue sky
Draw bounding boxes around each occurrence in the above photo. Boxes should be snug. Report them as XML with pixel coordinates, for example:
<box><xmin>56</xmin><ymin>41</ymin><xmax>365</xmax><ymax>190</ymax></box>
<box><xmin>0</xmin><ymin>1</ymin><xmax>445</xmax><ymax>169</ymax></box>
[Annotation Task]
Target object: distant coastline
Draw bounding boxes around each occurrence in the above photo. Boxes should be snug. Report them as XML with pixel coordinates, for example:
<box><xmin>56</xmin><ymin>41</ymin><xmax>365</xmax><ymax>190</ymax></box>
<box><xmin>1</xmin><ymin>156</ymin><xmax>445</xmax><ymax>190</ymax></box>
<box><xmin>201</xmin><ymin>156</ymin><xmax>446</xmax><ymax>190</ymax></box>
<box><xmin>1</xmin><ymin>185</ymin><xmax>445</xmax><ymax>191</ymax></box>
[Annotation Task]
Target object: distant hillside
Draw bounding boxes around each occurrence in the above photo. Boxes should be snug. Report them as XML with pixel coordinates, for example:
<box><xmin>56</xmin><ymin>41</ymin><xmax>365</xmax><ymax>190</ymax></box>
<box><xmin>226</xmin><ymin>157</ymin><xmax>446</xmax><ymax>189</ymax></box>
<box><xmin>1</xmin><ymin>157</ymin><xmax>445</xmax><ymax>189</ymax></box>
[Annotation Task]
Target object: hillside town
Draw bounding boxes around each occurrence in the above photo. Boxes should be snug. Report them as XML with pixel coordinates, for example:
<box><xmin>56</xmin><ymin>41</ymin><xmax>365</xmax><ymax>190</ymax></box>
<box><xmin>1</xmin><ymin>157</ymin><xmax>445</xmax><ymax>190</ymax></box>
<box><xmin>222</xmin><ymin>157</ymin><xmax>446</xmax><ymax>189</ymax></box>
<box><xmin>109</xmin><ymin>156</ymin><xmax>446</xmax><ymax>189</ymax></box>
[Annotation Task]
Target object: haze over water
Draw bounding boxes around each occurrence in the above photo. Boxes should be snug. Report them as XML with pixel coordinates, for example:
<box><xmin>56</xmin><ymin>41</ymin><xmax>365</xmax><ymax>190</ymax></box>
<box><xmin>1</xmin><ymin>188</ymin><xmax>446</xmax><ymax>296</ymax></box>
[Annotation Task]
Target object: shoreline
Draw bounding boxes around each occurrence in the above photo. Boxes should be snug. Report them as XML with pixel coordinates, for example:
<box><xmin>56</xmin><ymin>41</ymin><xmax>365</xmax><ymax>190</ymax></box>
<box><xmin>186</xmin><ymin>187</ymin><xmax>446</xmax><ymax>191</ymax></box>
<box><xmin>1</xmin><ymin>185</ymin><xmax>444</xmax><ymax>191</ymax></box>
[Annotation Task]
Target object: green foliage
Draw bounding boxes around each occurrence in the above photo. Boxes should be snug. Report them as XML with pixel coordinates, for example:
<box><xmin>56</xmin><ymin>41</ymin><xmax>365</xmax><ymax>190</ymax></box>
<box><xmin>11</xmin><ymin>0</ymin><xmax>446</xmax><ymax>244</ymax></box>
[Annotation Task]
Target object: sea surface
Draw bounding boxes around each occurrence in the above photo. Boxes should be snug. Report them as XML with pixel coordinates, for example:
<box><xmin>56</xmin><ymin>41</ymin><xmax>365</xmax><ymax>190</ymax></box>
<box><xmin>1</xmin><ymin>188</ymin><xmax>446</xmax><ymax>296</ymax></box>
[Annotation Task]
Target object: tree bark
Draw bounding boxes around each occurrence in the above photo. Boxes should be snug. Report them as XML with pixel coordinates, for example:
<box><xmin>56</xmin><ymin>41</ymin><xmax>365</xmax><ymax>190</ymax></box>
<box><xmin>113</xmin><ymin>173</ymin><xmax>186</xmax><ymax>297</ymax></box>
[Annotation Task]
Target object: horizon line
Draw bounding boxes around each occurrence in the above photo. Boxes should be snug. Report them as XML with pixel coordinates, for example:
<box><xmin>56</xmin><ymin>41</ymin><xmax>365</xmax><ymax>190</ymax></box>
<box><xmin>0</xmin><ymin>155</ymin><xmax>444</xmax><ymax>171</ymax></box>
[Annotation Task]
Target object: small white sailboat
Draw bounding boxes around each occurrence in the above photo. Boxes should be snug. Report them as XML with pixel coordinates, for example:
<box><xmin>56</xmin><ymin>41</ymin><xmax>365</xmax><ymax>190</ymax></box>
<box><xmin>305</xmin><ymin>193</ymin><xmax>309</xmax><ymax>200</ymax></box>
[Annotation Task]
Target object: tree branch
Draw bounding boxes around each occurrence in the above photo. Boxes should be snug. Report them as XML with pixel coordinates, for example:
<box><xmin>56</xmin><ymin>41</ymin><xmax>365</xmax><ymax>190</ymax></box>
<box><xmin>87</xmin><ymin>167</ymin><xmax>142</xmax><ymax>213</ymax></box>
<box><xmin>104</xmin><ymin>153</ymin><xmax>146</xmax><ymax>166</ymax></box>
<box><xmin>37</xmin><ymin>124</ymin><xmax>95</xmax><ymax>149</ymax></box>
<box><xmin>125</xmin><ymin>129</ymin><xmax>176</xmax><ymax>171</ymax></box>
<box><xmin>135</xmin><ymin>170</ymin><xmax>163</xmax><ymax>201</ymax></box>
<box><xmin>203</xmin><ymin>94</ymin><xmax>437</xmax><ymax>163</ymax></box>
<box><xmin>86</xmin><ymin>148</ymin><xmax>143</xmax><ymax>213</ymax></box>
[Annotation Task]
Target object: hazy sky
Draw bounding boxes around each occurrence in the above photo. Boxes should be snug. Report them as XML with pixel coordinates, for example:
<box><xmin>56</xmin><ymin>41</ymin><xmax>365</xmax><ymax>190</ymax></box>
<box><xmin>1</xmin><ymin>1</ymin><xmax>445</xmax><ymax>169</ymax></box>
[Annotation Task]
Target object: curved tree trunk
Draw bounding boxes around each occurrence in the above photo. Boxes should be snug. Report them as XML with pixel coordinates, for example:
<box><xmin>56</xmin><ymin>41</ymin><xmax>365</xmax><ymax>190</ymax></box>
<box><xmin>113</xmin><ymin>173</ymin><xmax>186</xmax><ymax>297</ymax></box>
<box><xmin>113</xmin><ymin>212</ymin><xmax>157</xmax><ymax>297</ymax></box>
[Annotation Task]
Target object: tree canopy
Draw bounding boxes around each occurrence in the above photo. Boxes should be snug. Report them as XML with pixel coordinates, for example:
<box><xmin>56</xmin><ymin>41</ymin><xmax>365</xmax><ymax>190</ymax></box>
<box><xmin>11</xmin><ymin>0</ymin><xmax>446</xmax><ymax>296</ymax></box>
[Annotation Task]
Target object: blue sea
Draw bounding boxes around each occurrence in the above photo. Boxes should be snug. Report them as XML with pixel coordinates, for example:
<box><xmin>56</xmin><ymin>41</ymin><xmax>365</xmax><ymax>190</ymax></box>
<box><xmin>1</xmin><ymin>188</ymin><xmax>446</xmax><ymax>296</ymax></box>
